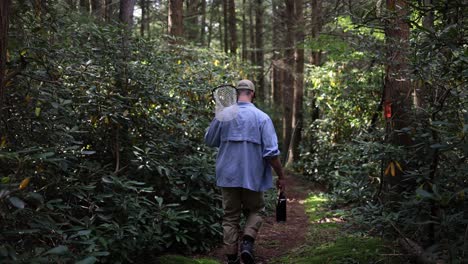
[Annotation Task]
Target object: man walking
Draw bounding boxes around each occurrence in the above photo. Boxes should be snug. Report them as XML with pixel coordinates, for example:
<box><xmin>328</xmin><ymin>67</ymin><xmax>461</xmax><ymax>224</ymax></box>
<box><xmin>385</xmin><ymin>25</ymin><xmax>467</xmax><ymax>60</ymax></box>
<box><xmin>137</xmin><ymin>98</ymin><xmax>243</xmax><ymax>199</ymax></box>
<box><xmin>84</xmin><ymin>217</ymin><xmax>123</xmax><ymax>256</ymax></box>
<box><xmin>205</xmin><ymin>80</ymin><xmax>286</xmax><ymax>264</ymax></box>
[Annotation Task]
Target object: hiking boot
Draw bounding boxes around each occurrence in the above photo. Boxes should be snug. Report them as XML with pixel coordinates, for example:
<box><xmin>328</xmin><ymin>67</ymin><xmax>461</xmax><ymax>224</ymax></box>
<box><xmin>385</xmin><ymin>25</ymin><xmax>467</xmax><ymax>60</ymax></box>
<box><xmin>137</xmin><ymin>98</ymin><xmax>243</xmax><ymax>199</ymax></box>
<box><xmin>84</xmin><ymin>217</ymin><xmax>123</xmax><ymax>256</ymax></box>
<box><xmin>226</xmin><ymin>255</ymin><xmax>240</xmax><ymax>264</ymax></box>
<box><xmin>240</xmin><ymin>240</ymin><xmax>255</xmax><ymax>264</ymax></box>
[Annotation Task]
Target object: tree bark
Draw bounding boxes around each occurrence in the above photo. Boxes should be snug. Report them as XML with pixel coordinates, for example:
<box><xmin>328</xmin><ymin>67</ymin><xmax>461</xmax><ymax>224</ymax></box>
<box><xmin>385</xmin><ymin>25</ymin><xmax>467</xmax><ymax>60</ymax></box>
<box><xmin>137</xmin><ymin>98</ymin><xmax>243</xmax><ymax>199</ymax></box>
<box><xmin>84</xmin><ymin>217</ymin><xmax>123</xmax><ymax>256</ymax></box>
<box><xmin>168</xmin><ymin>0</ymin><xmax>184</xmax><ymax>39</ymax></box>
<box><xmin>288</xmin><ymin>0</ymin><xmax>304</xmax><ymax>164</ymax></box>
<box><xmin>228</xmin><ymin>0</ymin><xmax>237</xmax><ymax>54</ymax></box>
<box><xmin>249</xmin><ymin>1</ymin><xmax>255</xmax><ymax>65</ymax></box>
<box><xmin>80</xmin><ymin>0</ymin><xmax>90</xmax><ymax>12</ymax></box>
<box><xmin>241</xmin><ymin>0</ymin><xmax>247</xmax><ymax>61</ymax></box>
<box><xmin>272</xmin><ymin>0</ymin><xmax>283</xmax><ymax>107</ymax></box>
<box><xmin>207</xmin><ymin>0</ymin><xmax>218</xmax><ymax>48</ymax></box>
<box><xmin>384</xmin><ymin>0</ymin><xmax>412</xmax><ymax>189</ymax></box>
<box><xmin>200</xmin><ymin>0</ymin><xmax>207</xmax><ymax>45</ymax></box>
<box><xmin>186</xmin><ymin>0</ymin><xmax>199</xmax><ymax>41</ymax></box>
<box><xmin>310</xmin><ymin>0</ymin><xmax>322</xmax><ymax>65</ymax></box>
<box><xmin>222</xmin><ymin>0</ymin><xmax>228</xmax><ymax>53</ymax></box>
<box><xmin>0</xmin><ymin>0</ymin><xmax>11</xmax><ymax>125</ymax></box>
<box><xmin>255</xmin><ymin>0</ymin><xmax>264</xmax><ymax>101</ymax></box>
<box><xmin>92</xmin><ymin>0</ymin><xmax>105</xmax><ymax>19</ymax></box>
<box><xmin>105</xmin><ymin>0</ymin><xmax>115</xmax><ymax>21</ymax></box>
<box><xmin>282</xmin><ymin>0</ymin><xmax>295</xmax><ymax>162</ymax></box>
<box><xmin>140</xmin><ymin>0</ymin><xmax>146</xmax><ymax>36</ymax></box>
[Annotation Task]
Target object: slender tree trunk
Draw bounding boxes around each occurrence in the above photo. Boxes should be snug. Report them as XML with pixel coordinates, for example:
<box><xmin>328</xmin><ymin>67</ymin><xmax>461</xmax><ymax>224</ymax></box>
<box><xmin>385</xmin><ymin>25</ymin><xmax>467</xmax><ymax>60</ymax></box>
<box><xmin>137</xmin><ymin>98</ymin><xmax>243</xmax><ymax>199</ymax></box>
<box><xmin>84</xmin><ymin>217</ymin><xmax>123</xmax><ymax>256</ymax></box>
<box><xmin>140</xmin><ymin>0</ymin><xmax>146</xmax><ymax>36</ymax></box>
<box><xmin>249</xmin><ymin>1</ymin><xmax>255</xmax><ymax>65</ymax></box>
<box><xmin>310</xmin><ymin>0</ymin><xmax>322</xmax><ymax>65</ymax></box>
<box><xmin>222</xmin><ymin>0</ymin><xmax>229</xmax><ymax>53</ymax></box>
<box><xmin>282</xmin><ymin>0</ymin><xmax>295</xmax><ymax>162</ymax></box>
<box><xmin>80</xmin><ymin>0</ymin><xmax>90</xmax><ymax>12</ymax></box>
<box><xmin>255</xmin><ymin>0</ymin><xmax>264</xmax><ymax>101</ymax></box>
<box><xmin>92</xmin><ymin>0</ymin><xmax>105</xmax><ymax>20</ymax></box>
<box><xmin>186</xmin><ymin>0</ymin><xmax>199</xmax><ymax>41</ymax></box>
<box><xmin>272</xmin><ymin>0</ymin><xmax>283</xmax><ymax>107</ymax></box>
<box><xmin>288</xmin><ymin>0</ymin><xmax>304</xmax><ymax>164</ymax></box>
<box><xmin>168</xmin><ymin>0</ymin><xmax>184</xmax><ymax>39</ymax></box>
<box><xmin>228</xmin><ymin>0</ymin><xmax>237</xmax><ymax>54</ymax></box>
<box><xmin>241</xmin><ymin>0</ymin><xmax>247</xmax><ymax>61</ymax></box>
<box><xmin>200</xmin><ymin>0</ymin><xmax>207</xmax><ymax>45</ymax></box>
<box><xmin>207</xmin><ymin>0</ymin><xmax>218</xmax><ymax>48</ymax></box>
<box><xmin>105</xmin><ymin>0</ymin><xmax>114</xmax><ymax>21</ymax></box>
<box><xmin>0</xmin><ymin>0</ymin><xmax>11</xmax><ymax>125</ymax></box>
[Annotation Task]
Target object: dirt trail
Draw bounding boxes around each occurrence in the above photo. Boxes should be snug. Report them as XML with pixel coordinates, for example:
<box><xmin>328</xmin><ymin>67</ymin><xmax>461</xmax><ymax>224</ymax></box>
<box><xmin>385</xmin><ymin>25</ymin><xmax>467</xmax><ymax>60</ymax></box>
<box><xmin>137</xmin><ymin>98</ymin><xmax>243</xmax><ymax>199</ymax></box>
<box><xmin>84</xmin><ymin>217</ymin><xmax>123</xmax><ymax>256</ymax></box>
<box><xmin>205</xmin><ymin>173</ymin><xmax>317</xmax><ymax>263</ymax></box>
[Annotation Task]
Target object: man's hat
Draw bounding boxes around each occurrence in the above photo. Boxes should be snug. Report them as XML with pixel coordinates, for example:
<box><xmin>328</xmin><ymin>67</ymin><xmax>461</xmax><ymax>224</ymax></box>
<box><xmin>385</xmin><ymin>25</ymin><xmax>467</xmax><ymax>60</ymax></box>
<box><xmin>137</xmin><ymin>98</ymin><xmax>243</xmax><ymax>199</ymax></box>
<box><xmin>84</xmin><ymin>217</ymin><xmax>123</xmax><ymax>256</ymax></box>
<box><xmin>236</xmin><ymin>79</ymin><xmax>255</xmax><ymax>92</ymax></box>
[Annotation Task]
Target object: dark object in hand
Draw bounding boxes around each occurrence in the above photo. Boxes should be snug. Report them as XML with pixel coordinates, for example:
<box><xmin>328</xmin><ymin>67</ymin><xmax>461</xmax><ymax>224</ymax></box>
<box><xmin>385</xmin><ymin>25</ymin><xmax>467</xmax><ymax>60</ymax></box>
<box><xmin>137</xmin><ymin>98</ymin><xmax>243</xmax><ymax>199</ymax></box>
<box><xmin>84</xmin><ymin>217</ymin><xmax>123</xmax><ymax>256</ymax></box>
<box><xmin>276</xmin><ymin>191</ymin><xmax>287</xmax><ymax>222</ymax></box>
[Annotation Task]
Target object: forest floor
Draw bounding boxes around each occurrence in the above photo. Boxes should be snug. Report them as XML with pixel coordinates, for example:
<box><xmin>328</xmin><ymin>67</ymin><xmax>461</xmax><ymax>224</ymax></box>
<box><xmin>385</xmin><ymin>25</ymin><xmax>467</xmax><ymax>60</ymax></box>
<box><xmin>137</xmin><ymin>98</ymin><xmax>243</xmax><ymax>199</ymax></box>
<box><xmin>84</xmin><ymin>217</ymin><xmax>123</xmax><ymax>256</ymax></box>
<box><xmin>204</xmin><ymin>172</ymin><xmax>320</xmax><ymax>263</ymax></box>
<box><xmin>157</xmin><ymin>173</ymin><xmax>408</xmax><ymax>264</ymax></box>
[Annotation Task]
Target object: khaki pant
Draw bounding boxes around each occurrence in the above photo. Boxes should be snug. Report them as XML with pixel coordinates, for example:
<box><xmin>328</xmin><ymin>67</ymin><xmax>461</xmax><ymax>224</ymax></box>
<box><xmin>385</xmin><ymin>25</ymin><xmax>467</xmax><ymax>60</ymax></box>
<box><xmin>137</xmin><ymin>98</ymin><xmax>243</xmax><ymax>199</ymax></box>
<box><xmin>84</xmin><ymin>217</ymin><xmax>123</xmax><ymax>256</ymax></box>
<box><xmin>221</xmin><ymin>187</ymin><xmax>265</xmax><ymax>255</ymax></box>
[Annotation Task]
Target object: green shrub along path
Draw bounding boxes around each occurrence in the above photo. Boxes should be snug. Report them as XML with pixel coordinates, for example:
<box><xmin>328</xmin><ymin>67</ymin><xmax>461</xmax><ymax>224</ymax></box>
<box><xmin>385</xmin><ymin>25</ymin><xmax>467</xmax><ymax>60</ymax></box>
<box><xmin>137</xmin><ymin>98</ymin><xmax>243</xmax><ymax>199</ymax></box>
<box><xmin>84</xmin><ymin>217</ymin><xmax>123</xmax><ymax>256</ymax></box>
<box><xmin>158</xmin><ymin>173</ymin><xmax>410</xmax><ymax>264</ymax></box>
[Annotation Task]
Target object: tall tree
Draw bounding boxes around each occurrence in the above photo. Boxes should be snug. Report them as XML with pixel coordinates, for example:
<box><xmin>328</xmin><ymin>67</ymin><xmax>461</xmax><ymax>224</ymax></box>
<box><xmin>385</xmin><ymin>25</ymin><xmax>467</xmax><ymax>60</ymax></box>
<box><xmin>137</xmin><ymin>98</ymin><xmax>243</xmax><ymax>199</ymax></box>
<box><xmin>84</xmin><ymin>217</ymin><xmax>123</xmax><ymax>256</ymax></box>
<box><xmin>288</xmin><ymin>0</ymin><xmax>304</xmax><ymax>164</ymax></box>
<box><xmin>222</xmin><ymin>0</ymin><xmax>228</xmax><ymax>53</ymax></box>
<box><xmin>241</xmin><ymin>0</ymin><xmax>247</xmax><ymax>60</ymax></box>
<box><xmin>92</xmin><ymin>0</ymin><xmax>105</xmax><ymax>19</ymax></box>
<box><xmin>248</xmin><ymin>1</ymin><xmax>255</xmax><ymax>64</ymax></box>
<box><xmin>310</xmin><ymin>0</ymin><xmax>322</xmax><ymax>65</ymax></box>
<box><xmin>200</xmin><ymin>0</ymin><xmax>207</xmax><ymax>45</ymax></box>
<box><xmin>384</xmin><ymin>0</ymin><xmax>411</xmax><ymax>146</ymax></box>
<box><xmin>140</xmin><ymin>0</ymin><xmax>147</xmax><ymax>37</ymax></box>
<box><xmin>228</xmin><ymin>0</ymin><xmax>237</xmax><ymax>54</ymax></box>
<box><xmin>80</xmin><ymin>0</ymin><xmax>90</xmax><ymax>12</ymax></box>
<box><xmin>255</xmin><ymin>0</ymin><xmax>264</xmax><ymax>100</ymax></box>
<box><xmin>168</xmin><ymin>0</ymin><xmax>184</xmax><ymax>38</ymax></box>
<box><xmin>186</xmin><ymin>0</ymin><xmax>199</xmax><ymax>41</ymax></box>
<box><xmin>0</xmin><ymin>0</ymin><xmax>11</xmax><ymax>124</ymax></box>
<box><xmin>282</xmin><ymin>0</ymin><xmax>295</xmax><ymax>161</ymax></box>
<box><xmin>271</xmin><ymin>0</ymin><xmax>284</xmax><ymax>107</ymax></box>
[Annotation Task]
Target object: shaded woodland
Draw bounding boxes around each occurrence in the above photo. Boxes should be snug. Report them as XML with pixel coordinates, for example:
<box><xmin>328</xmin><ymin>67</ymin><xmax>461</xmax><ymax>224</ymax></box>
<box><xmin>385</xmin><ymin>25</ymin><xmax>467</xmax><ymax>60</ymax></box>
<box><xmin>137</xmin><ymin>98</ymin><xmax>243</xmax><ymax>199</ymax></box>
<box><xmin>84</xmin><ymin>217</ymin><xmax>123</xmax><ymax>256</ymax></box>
<box><xmin>0</xmin><ymin>0</ymin><xmax>466</xmax><ymax>263</ymax></box>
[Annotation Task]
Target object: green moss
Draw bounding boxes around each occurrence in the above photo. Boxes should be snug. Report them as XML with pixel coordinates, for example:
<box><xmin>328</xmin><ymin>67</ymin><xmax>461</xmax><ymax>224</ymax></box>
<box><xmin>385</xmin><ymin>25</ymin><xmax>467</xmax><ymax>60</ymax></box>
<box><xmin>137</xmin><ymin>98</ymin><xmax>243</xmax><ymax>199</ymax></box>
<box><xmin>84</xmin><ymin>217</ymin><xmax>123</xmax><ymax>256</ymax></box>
<box><xmin>156</xmin><ymin>255</ymin><xmax>220</xmax><ymax>264</ymax></box>
<box><xmin>278</xmin><ymin>235</ymin><xmax>394</xmax><ymax>264</ymax></box>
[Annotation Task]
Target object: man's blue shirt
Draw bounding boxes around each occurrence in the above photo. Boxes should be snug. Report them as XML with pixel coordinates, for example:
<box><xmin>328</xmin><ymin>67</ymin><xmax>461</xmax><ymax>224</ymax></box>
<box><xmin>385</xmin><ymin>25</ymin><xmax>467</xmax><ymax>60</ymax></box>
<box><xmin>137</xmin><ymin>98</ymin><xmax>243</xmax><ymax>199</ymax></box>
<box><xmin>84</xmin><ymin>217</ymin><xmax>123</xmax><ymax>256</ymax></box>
<box><xmin>204</xmin><ymin>102</ymin><xmax>280</xmax><ymax>192</ymax></box>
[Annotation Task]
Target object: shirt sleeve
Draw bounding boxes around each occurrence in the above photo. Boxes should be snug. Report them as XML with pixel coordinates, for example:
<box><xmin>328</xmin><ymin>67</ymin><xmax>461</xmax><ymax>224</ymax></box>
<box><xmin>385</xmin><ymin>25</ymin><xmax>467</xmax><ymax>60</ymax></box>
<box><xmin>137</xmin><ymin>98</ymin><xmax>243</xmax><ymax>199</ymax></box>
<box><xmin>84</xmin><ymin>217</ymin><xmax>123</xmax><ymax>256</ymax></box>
<box><xmin>261</xmin><ymin>118</ymin><xmax>280</xmax><ymax>158</ymax></box>
<box><xmin>204</xmin><ymin>118</ymin><xmax>222</xmax><ymax>147</ymax></box>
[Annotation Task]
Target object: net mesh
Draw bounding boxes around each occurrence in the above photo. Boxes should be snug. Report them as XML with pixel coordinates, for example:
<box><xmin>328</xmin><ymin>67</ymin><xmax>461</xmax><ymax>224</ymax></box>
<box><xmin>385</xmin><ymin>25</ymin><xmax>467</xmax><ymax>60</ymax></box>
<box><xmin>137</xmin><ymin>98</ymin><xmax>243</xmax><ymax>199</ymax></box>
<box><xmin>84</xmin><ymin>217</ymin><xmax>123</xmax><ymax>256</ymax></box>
<box><xmin>213</xmin><ymin>85</ymin><xmax>238</xmax><ymax>121</ymax></box>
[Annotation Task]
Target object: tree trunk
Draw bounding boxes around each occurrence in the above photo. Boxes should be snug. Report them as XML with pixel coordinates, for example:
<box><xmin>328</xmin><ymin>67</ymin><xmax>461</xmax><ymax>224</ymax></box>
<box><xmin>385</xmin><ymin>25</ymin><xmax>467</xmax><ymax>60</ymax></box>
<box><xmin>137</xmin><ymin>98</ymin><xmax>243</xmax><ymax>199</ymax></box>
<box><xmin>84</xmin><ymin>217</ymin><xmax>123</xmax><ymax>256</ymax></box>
<box><xmin>222</xmin><ymin>0</ymin><xmax>228</xmax><ymax>53</ymax></box>
<box><xmin>255</xmin><ymin>0</ymin><xmax>264</xmax><ymax>101</ymax></box>
<box><xmin>282</xmin><ymin>0</ymin><xmax>295</xmax><ymax>162</ymax></box>
<box><xmin>384</xmin><ymin>0</ymin><xmax>412</xmax><ymax>190</ymax></box>
<box><xmin>310</xmin><ymin>0</ymin><xmax>322</xmax><ymax>65</ymax></box>
<box><xmin>241</xmin><ymin>0</ymin><xmax>247</xmax><ymax>61</ymax></box>
<box><xmin>272</xmin><ymin>0</ymin><xmax>283</xmax><ymax>107</ymax></box>
<box><xmin>92</xmin><ymin>0</ymin><xmax>105</xmax><ymax>19</ymax></box>
<box><xmin>200</xmin><ymin>0</ymin><xmax>207</xmax><ymax>45</ymax></box>
<box><xmin>207</xmin><ymin>0</ymin><xmax>218</xmax><ymax>48</ymax></box>
<box><xmin>105</xmin><ymin>0</ymin><xmax>115</xmax><ymax>21</ymax></box>
<box><xmin>422</xmin><ymin>0</ymin><xmax>434</xmax><ymax>30</ymax></box>
<box><xmin>168</xmin><ymin>0</ymin><xmax>184</xmax><ymax>39</ymax></box>
<box><xmin>288</xmin><ymin>0</ymin><xmax>304</xmax><ymax>164</ymax></box>
<box><xmin>0</xmin><ymin>0</ymin><xmax>11</xmax><ymax>125</ymax></box>
<box><xmin>120</xmin><ymin>0</ymin><xmax>135</xmax><ymax>28</ymax></box>
<box><xmin>249</xmin><ymin>1</ymin><xmax>255</xmax><ymax>65</ymax></box>
<box><xmin>80</xmin><ymin>0</ymin><xmax>90</xmax><ymax>12</ymax></box>
<box><xmin>228</xmin><ymin>0</ymin><xmax>237</xmax><ymax>55</ymax></box>
<box><xmin>140</xmin><ymin>0</ymin><xmax>146</xmax><ymax>36</ymax></box>
<box><xmin>186</xmin><ymin>0</ymin><xmax>199</xmax><ymax>41</ymax></box>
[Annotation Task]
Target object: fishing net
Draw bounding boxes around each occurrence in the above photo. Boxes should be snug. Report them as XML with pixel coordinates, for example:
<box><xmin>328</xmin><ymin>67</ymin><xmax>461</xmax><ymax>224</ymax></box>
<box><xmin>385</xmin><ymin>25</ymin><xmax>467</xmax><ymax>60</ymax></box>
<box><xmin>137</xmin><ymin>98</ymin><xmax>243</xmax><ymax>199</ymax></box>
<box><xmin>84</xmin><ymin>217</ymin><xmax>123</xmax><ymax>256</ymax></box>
<box><xmin>212</xmin><ymin>84</ymin><xmax>238</xmax><ymax>121</ymax></box>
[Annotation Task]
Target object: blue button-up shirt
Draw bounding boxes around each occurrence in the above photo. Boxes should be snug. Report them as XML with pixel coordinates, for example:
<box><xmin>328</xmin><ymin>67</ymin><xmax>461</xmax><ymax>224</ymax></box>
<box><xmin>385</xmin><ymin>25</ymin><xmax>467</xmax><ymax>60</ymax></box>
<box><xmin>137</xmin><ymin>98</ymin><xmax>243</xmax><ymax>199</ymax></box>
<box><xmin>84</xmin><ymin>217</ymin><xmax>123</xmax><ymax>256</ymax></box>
<box><xmin>204</xmin><ymin>102</ymin><xmax>280</xmax><ymax>192</ymax></box>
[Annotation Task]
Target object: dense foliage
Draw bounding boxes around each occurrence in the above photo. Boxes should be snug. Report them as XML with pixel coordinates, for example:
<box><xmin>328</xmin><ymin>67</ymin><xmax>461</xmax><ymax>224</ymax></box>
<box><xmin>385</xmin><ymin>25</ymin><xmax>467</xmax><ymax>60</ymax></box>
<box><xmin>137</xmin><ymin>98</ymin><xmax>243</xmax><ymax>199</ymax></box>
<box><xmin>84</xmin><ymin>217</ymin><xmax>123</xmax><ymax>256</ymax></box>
<box><xmin>296</xmin><ymin>1</ymin><xmax>467</xmax><ymax>262</ymax></box>
<box><xmin>0</xmin><ymin>3</ymin><xmax>247</xmax><ymax>262</ymax></box>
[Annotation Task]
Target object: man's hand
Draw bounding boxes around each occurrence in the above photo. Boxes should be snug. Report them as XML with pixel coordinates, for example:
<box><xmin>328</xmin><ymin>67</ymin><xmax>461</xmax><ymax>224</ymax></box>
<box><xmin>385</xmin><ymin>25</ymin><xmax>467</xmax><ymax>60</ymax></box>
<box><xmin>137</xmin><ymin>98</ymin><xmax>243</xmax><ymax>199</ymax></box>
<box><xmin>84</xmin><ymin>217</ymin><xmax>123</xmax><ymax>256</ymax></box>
<box><xmin>276</xmin><ymin>178</ymin><xmax>286</xmax><ymax>191</ymax></box>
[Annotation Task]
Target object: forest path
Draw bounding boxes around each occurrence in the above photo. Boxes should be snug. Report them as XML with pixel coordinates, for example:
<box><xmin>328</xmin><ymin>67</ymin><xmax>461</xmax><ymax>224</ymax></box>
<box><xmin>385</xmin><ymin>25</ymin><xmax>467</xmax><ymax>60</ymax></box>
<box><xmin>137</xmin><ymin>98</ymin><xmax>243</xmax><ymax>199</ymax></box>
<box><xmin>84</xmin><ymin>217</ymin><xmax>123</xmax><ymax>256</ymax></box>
<box><xmin>204</xmin><ymin>173</ymin><xmax>322</xmax><ymax>263</ymax></box>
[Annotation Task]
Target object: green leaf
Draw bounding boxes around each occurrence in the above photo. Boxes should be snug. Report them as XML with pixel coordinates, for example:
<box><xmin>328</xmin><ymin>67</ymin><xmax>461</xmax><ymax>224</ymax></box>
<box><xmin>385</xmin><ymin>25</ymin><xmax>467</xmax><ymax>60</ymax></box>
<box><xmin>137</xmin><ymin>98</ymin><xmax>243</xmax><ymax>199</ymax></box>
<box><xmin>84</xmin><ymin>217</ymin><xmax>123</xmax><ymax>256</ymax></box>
<box><xmin>76</xmin><ymin>256</ymin><xmax>97</xmax><ymax>264</ymax></box>
<box><xmin>44</xmin><ymin>245</ymin><xmax>69</xmax><ymax>255</ymax></box>
<box><xmin>8</xmin><ymin>196</ymin><xmax>25</xmax><ymax>209</ymax></box>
